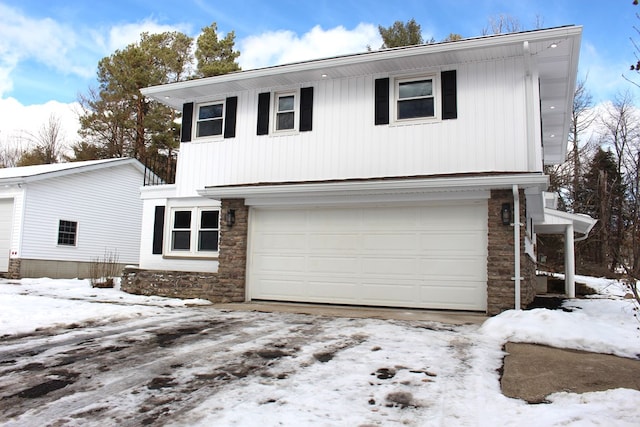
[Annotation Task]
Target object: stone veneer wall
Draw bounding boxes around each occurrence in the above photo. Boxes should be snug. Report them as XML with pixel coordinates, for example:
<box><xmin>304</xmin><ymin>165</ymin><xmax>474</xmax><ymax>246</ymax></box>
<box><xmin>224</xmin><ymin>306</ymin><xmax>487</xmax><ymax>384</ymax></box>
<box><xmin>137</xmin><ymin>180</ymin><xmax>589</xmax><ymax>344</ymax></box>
<box><xmin>121</xmin><ymin>199</ymin><xmax>248</xmax><ymax>303</ymax></box>
<box><xmin>486</xmin><ymin>189</ymin><xmax>536</xmax><ymax>315</ymax></box>
<box><xmin>7</xmin><ymin>258</ymin><xmax>21</xmax><ymax>279</ymax></box>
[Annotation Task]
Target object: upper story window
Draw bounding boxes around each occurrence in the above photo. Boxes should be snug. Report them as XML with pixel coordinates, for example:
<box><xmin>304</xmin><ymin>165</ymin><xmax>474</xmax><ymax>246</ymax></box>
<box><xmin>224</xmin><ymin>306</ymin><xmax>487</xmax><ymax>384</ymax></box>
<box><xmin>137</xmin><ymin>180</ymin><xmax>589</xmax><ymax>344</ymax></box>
<box><xmin>196</xmin><ymin>101</ymin><xmax>224</xmax><ymax>138</ymax></box>
<box><xmin>57</xmin><ymin>220</ymin><xmax>78</xmax><ymax>246</ymax></box>
<box><xmin>168</xmin><ymin>207</ymin><xmax>219</xmax><ymax>256</ymax></box>
<box><xmin>396</xmin><ymin>76</ymin><xmax>435</xmax><ymax>121</ymax></box>
<box><xmin>275</xmin><ymin>92</ymin><xmax>296</xmax><ymax>132</ymax></box>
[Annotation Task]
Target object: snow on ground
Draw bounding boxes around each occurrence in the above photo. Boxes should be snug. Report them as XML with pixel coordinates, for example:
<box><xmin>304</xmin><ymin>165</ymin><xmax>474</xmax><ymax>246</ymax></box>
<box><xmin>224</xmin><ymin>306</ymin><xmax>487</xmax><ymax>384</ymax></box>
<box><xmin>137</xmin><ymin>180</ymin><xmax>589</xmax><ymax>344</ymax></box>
<box><xmin>0</xmin><ymin>276</ymin><xmax>639</xmax><ymax>426</ymax></box>
<box><xmin>0</xmin><ymin>277</ymin><xmax>211</xmax><ymax>337</ymax></box>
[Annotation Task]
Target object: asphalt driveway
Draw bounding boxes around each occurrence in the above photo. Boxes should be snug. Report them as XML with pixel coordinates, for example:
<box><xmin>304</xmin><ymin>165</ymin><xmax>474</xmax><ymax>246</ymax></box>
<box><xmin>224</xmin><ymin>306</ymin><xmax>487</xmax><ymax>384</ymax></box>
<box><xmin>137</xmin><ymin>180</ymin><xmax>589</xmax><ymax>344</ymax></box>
<box><xmin>1</xmin><ymin>293</ymin><xmax>638</xmax><ymax>426</ymax></box>
<box><xmin>0</xmin><ymin>305</ymin><xmax>485</xmax><ymax>426</ymax></box>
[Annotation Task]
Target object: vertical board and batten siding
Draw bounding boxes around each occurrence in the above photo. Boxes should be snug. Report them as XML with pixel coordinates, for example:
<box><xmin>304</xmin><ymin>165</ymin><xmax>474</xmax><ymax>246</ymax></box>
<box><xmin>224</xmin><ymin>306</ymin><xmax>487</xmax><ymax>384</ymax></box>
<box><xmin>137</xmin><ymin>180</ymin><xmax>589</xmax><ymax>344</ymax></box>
<box><xmin>20</xmin><ymin>165</ymin><xmax>143</xmax><ymax>263</ymax></box>
<box><xmin>174</xmin><ymin>57</ymin><xmax>532</xmax><ymax>194</ymax></box>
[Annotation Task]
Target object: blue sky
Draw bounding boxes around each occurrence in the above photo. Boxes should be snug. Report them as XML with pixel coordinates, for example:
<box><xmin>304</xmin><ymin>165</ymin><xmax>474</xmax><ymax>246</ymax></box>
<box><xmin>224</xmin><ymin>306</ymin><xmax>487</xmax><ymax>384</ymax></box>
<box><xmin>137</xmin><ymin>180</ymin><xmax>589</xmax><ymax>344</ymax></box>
<box><xmin>0</xmin><ymin>0</ymin><xmax>637</xmax><ymax>144</ymax></box>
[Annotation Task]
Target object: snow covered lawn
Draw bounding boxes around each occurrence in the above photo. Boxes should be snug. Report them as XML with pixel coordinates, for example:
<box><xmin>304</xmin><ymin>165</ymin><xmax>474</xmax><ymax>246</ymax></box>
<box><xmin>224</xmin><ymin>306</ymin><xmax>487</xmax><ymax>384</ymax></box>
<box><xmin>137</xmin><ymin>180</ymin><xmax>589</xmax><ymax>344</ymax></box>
<box><xmin>0</xmin><ymin>276</ymin><xmax>639</xmax><ymax>426</ymax></box>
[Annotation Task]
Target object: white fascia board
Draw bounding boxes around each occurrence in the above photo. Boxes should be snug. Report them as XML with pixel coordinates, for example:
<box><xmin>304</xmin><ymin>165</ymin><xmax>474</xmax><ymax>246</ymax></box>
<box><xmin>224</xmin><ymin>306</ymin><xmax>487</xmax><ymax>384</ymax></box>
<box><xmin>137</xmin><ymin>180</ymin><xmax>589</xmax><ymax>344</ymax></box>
<box><xmin>1</xmin><ymin>158</ymin><xmax>144</xmax><ymax>185</ymax></box>
<box><xmin>535</xmin><ymin>208</ymin><xmax>597</xmax><ymax>236</ymax></box>
<box><xmin>140</xmin><ymin>184</ymin><xmax>177</xmax><ymax>200</ymax></box>
<box><xmin>197</xmin><ymin>174</ymin><xmax>549</xmax><ymax>205</ymax></box>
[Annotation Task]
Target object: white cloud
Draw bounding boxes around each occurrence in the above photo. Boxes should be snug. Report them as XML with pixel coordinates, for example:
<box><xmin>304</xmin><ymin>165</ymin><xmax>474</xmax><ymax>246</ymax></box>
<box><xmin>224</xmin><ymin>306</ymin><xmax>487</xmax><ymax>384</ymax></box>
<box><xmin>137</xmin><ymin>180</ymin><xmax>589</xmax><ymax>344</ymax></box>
<box><xmin>238</xmin><ymin>23</ymin><xmax>381</xmax><ymax>70</ymax></box>
<box><xmin>0</xmin><ymin>3</ymin><xmax>83</xmax><ymax>96</ymax></box>
<box><xmin>105</xmin><ymin>19</ymin><xmax>192</xmax><ymax>53</ymax></box>
<box><xmin>0</xmin><ymin>97</ymin><xmax>81</xmax><ymax>150</ymax></box>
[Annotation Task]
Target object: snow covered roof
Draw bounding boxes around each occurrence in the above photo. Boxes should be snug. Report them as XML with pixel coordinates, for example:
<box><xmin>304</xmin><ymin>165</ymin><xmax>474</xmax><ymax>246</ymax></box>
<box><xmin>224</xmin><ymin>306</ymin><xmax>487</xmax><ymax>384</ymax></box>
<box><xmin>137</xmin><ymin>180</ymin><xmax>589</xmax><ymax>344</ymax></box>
<box><xmin>0</xmin><ymin>158</ymin><xmax>146</xmax><ymax>184</ymax></box>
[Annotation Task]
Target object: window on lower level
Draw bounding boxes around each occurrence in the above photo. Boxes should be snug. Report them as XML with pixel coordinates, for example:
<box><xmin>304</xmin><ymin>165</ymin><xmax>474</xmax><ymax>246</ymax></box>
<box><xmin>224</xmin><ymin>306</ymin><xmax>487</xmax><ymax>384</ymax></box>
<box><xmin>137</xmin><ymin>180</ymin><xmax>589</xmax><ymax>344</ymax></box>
<box><xmin>57</xmin><ymin>220</ymin><xmax>77</xmax><ymax>246</ymax></box>
<box><xmin>168</xmin><ymin>208</ymin><xmax>219</xmax><ymax>255</ymax></box>
<box><xmin>196</xmin><ymin>101</ymin><xmax>224</xmax><ymax>138</ymax></box>
<box><xmin>396</xmin><ymin>77</ymin><xmax>435</xmax><ymax>120</ymax></box>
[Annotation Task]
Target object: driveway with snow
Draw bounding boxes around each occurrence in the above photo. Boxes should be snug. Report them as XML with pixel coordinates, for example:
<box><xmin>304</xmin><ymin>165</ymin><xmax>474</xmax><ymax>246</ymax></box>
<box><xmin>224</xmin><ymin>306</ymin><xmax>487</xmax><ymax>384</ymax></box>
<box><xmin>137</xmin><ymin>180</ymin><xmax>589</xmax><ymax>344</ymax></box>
<box><xmin>0</xmin><ymin>277</ymin><xmax>639</xmax><ymax>426</ymax></box>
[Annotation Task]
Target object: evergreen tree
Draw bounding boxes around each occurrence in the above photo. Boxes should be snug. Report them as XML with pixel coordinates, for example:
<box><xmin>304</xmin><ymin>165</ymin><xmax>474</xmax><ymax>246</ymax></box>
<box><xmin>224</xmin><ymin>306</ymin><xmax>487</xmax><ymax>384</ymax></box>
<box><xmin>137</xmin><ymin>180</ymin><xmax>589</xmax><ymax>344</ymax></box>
<box><xmin>378</xmin><ymin>19</ymin><xmax>425</xmax><ymax>48</ymax></box>
<box><xmin>74</xmin><ymin>24</ymin><xmax>240</xmax><ymax>177</ymax></box>
<box><xmin>195</xmin><ymin>23</ymin><xmax>241</xmax><ymax>78</ymax></box>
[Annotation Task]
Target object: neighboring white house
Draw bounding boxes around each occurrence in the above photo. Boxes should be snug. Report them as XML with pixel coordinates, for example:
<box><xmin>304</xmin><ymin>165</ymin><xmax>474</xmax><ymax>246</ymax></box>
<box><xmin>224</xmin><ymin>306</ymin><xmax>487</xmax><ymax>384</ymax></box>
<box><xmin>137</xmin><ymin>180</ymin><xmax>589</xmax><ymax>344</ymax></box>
<box><xmin>126</xmin><ymin>26</ymin><xmax>595</xmax><ymax>315</ymax></box>
<box><xmin>0</xmin><ymin>158</ymin><xmax>146</xmax><ymax>279</ymax></box>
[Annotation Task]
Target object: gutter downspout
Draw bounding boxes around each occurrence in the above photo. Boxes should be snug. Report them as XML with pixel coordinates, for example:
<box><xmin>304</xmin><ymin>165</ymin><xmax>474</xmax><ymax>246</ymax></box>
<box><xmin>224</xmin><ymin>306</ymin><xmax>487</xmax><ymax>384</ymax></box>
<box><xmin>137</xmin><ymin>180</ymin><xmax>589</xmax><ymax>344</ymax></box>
<box><xmin>512</xmin><ymin>184</ymin><xmax>522</xmax><ymax>310</ymax></box>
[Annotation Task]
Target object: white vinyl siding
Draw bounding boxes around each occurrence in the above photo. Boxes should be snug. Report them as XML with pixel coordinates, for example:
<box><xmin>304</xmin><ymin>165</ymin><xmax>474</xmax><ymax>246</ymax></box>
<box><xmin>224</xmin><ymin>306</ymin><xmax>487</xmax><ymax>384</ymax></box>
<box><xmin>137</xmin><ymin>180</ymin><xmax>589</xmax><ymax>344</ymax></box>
<box><xmin>0</xmin><ymin>198</ymin><xmax>14</xmax><ymax>272</ymax></box>
<box><xmin>248</xmin><ymin>201</ymin><xmax>488</xmax><ymax>311</ymax></box>
<box><xmin>20</xmin><ymin>165</ymin><xmax>143</xmax><ymax>264</ymax></box>
<box><xmin>172</xmin><ymin>57</ymin><xmax>532</xmax><ymax>196</ymax></box>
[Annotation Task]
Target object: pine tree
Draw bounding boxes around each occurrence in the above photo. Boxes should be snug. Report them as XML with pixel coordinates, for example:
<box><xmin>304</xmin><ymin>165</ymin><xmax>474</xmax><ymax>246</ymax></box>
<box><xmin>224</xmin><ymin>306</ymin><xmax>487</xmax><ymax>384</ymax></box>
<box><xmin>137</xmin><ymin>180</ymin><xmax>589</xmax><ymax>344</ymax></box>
<box><xmin>195</xmin><ymin>23</ymin><xmax>241</xmax><ymax>78</ymax></box>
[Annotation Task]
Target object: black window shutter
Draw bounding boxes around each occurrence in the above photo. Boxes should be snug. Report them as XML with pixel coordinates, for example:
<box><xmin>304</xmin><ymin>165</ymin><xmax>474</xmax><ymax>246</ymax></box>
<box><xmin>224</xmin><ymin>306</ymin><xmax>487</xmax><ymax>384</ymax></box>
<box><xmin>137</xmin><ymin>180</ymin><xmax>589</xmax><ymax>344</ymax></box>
<box><xmin>441</xmin><ymin>70</ymin><xmax>457</xmax><ymax>120</ymax></box>
<box><xmin>224</xmin><ymin>96</ymin><xmax>238</xmax><ymax>138</ymax></box>
<box><xmin>181</xmin><ymin>102</ymin><xmax>194</xmax><ymax>142</ymax></box>
<box><xmin>374</xmin><ymin>78</ymin><xmax>390</xmax><ymax>125</ymax></box>
<box><xmin>257</xmin><ymin>92</ymin><xmax>270</xmax><ymax>135</ymax></box>
<box><xmin>152</xmin><ymin>205</ymin><xmax>165</xmax><ymax>255</ymax></box>
<box><xmin>299</xmin><ymin>87</ymin><xmax>314</xmax><ymax>132</ymax></box>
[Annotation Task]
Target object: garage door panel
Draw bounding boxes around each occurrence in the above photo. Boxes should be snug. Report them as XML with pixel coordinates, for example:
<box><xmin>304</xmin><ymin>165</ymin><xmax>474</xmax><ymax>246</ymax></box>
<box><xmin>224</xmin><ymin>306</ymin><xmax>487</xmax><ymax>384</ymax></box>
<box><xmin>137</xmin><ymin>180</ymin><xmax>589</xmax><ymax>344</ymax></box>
<box><xmin>254</xmin><ymin>233</ymin><xmax>307</xmax><ymax>251</ymax></box>
<box><xmin>308</xmin><ymin>209</ymin><xmax>362</xmax><ymax>230</ymax></box>
<box><xmin>420</xmin><ymin>232</ymin><xmax>483</xmax><ymax>252</ymax></box>
<box><xmin>362</xmin><ymin>233</ymin><xmax>420</xmax><ymax>251</ymax></box>
<box><xmin>419</xmin><ymin>284</ymin><xmax>485</xmax><ymax>309</ymax></box>
<box><xmin>253</xmin><ymin>254</ymin><xmax>307</xmax><ymax>273</ymax></box>
<box><xmin>308</xmin><ymin>256</ymin><xmax>359</xmax><ymax>274</ymax></box>
<box><xmin>362</xmin><ymin>207</ymin><xmax>419</xmax><ymax>227</ymax></box>
<box><xmin>418</xmin><ymin>257</ymin><xmax>487</xmax><ymax>277</ymax></box>
<box><xmin>308</xmin><ymin>233</ymin><xmax>360</xmax><ymax>251</ymax></box>
<box><xmin>257</xmin><ymin>279</ymin><xmax>307</xmax><ymax>299</ymax></box>
<box><xmin>249</xmin><ymin>202</ymin><xmax>488</xmax><ymax>311</ymax></box>
<box><xmin>308</xmin><ymin>281</ymin><xmax>359</xmax><ymax>301</ymax></box>
<box><xmin>361</xmin><ymin>257</ymin><xmax>418</xmax><ymax>276</ymax></box>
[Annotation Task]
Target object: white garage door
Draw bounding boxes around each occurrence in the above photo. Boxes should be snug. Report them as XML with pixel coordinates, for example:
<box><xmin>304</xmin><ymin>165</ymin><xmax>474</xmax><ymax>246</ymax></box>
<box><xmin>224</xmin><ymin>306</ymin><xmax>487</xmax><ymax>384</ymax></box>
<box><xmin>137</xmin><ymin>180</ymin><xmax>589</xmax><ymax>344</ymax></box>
<box><xmin>248</xmin><ymin>201</ymin><xmax>488</xmax><ymax>311</ymax></box>
<box><xmin>0</xmin><ymin>199</ymin><xmax>14</xmax><ymax>272</ymax></box>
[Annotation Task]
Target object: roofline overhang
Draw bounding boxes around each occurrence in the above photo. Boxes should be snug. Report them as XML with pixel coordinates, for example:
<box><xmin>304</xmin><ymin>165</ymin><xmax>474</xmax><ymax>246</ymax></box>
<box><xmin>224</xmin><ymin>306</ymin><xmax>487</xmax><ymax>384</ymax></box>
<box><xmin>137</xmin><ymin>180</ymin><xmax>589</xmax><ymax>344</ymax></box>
<box><xmin>142</xmin><ymin>25</ymin><xmax>582</xmax><ymax>108</ymax></box>
<box><xmin>197</xmin><ymin>173</ymin><xmax>549</xmax><ymax>206</ymax></box>
<box><xmin>535</xmin><ymin>207</ymin><xmax>597</xmax><ymax>238</ymax></box>
<box><xmin>0</xmin><ymin>158</ymin><xmax>146</xmax><ymax>185</ymax></box>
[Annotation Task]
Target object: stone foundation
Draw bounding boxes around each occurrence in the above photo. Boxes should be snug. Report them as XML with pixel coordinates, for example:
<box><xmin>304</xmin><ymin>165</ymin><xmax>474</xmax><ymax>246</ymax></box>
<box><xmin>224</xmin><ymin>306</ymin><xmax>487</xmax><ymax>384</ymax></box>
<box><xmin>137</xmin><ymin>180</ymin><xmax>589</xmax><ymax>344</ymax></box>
<box><xmin>121</xmin><ymin>199</ymin><xmax>248</xmax><ymax>303</ymax></box>
<box><xmin>486</xmin><ymin>189</ymin><xmax>536</xmax><ymax>315</ymax></box>
<box><xmin>7</xmin><ymin>258</ymin><xmax>21</xmax><ymax>279</ymax></box>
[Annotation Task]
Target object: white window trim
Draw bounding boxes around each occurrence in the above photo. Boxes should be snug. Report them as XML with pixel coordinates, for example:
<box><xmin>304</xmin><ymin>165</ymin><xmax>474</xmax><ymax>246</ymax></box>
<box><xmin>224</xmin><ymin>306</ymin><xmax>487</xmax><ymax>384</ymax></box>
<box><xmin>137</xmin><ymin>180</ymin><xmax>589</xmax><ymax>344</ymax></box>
<box><xmin>194</xmin><ymin>100</ymin><xmax>226</xmax><ymax>140</ymax></box>
<box><xmin>272</xmin><ymin>90</ymin><xmax>298</xmax><ymax>134</ymax></box>
<box><xmin>393</xmin><ymin>74</ymin><xmax>440</xmax><ymax>124</ymax></box>
<box><xmin>164</xmin><ymin>207</ymin><xmax>220</xmax><ymax>258</ymax></box>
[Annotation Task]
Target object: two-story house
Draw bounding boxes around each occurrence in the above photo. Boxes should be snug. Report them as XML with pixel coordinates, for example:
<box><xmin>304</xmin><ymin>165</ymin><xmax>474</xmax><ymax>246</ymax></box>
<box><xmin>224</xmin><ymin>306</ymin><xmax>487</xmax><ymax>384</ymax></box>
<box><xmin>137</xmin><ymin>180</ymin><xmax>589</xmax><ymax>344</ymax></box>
<box><xmin>123</xmin><ymin>25</ymin><xmax>595</xmax><ymax>315</ymax></box>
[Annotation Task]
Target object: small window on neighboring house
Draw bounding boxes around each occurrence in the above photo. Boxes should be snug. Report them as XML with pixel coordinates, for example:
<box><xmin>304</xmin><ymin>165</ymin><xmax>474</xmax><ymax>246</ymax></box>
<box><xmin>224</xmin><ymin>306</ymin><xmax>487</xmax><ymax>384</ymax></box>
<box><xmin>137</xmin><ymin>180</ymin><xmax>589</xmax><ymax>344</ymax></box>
<box><xmin>168</xmin><ymin>208</ymin><xmax>219</xmax><ymax>256</ymax></box>
<box><xmin>196</xmin><ymin>102</ymin><xmax>224</xmax><ymax>137</ymax></box>
<box><xmin>57</xmin><ymin>220</ymin><xmax>77</xmax><ymax>246</ymax></box>
<box><xmin>275</xmin><ymin>93</ymin><xmax>296</xmax><ymax>131</ymax></box>
<box><xmin>396</xmin><ymin>77</ymin><xmax>435</xmax><ymax>120</ymax></box>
